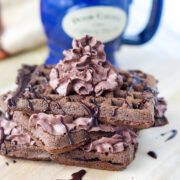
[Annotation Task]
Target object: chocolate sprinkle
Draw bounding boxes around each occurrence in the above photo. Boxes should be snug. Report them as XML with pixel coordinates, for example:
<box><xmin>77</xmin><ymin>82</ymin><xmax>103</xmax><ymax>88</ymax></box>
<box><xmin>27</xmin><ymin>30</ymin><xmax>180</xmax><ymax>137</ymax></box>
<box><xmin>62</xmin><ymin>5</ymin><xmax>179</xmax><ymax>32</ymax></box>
<box><xmin>71</xmin><ymin>169</ymin><xmax>86</xmax><ymax>180</ymax></box>
<box><xmin>5</xmin><ymin>162</ymin><xmax>9</xmax><ymax>166</ymax></box>
<box><xmin>161</xmin><ymin>129</ymin><xmax>177</xmax><ymax>142</ymax></box>
<box><xmin>147</xmin><ymin>151</ymin><xmax>157</xmax><ymax>159</ymax></box>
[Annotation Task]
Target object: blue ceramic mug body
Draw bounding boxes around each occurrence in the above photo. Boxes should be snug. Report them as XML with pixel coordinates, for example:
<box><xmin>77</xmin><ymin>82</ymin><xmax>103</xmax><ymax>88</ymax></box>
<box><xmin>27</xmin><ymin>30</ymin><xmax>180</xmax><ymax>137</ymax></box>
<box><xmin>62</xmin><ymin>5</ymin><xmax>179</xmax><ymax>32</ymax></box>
<box><xmin>41</xmin><ymin>0</ymin><xmax>163</xmax><ymax>66</ymax></box>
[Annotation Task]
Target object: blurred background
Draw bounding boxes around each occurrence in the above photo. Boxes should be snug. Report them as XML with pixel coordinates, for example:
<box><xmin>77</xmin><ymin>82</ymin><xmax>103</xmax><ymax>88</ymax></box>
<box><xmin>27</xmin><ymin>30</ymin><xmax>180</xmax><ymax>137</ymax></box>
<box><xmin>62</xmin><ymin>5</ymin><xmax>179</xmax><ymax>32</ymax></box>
<box><xmin>0</xmin><ymin>0</ymin><xmax>180</xmax><ymax>98</ymax></box>
<box><xmin>1</xmin><ymin>0</ymin><xmax>179</xmax><ymax>59</ymax></box>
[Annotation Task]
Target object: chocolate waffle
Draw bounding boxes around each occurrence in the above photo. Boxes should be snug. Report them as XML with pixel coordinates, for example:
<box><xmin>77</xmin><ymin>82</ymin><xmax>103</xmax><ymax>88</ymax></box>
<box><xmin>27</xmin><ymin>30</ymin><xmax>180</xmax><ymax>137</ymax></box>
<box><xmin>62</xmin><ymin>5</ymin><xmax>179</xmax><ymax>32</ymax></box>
<box><xmin>0</xmin><ymin>109</ymin><xmax>137</xmax><ymax>170</ymax></box>
<box><xmin>0</xmin><ymin>111</ymin><xmax>50</xmax><ymax>160</ymax></box>
<box><xmin>0</xmin><ymin>35</ymin><xmax>168</xmax><ymax>171</ymax></box>
<box><xmin>52</xmin><ymin>130</ymin><xmax>138</xmax><ymax>171</ymax></box>
<box><xmin>13</xmin><ymin>111</ymin><xmax>90</xmax><ymax>154</ymax></box>
<box><xmin>3</xmin><ymin>64</ymin><xmax>161</xmax><ymax>129</ymax></box>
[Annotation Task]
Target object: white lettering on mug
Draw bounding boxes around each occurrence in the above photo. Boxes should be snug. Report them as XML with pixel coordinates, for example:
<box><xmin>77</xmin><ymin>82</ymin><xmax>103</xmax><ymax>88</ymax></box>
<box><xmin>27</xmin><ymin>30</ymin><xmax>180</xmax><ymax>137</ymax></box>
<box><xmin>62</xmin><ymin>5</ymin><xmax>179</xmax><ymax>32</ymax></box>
<box><xmin>62</xmin><ymin>6</ymin><xmax>127</xmax><ymax>43</ymax></box>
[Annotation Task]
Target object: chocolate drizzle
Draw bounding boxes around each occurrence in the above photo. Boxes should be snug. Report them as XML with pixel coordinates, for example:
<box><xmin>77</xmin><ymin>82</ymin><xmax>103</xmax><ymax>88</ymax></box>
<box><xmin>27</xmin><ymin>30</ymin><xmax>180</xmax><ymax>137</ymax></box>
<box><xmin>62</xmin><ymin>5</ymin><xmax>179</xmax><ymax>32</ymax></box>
<box><xmin>5</xmin><ymin>98</ymin><xmax>15</xmax><ymax>121</ymax></box>
<box><xmin>60</xmin><ymin>119</ymin><xmax>73</xmax><ymax>145</ymax></box>
<box><xmin>0</xmin><ymin>127</ymin><xmax>5</xmax><ymax>145</ymax></box>
<box><xmin>132</xmin><ymin>75</ymin><xmax>144</xmax><ymax>85</ymax></box>
<box><xmin>71</xmin><ymin>169</ymin><xmax>86</xmax><ymax>180</ymax></box>
<box><xmin>35</xmin><ymin>71</ymin><xmax>49</xmax><ymax>83</ymax></box>
<box><xmin>112</xmin><ymin>108</ymin><xmax>117</xmax><ymax>117</ymax></box>
<box><xmin>43</xmin><ymin>98</ymin><xmax>51</xmax><ymax>113</ymax></box>
<box><xmin>127</xmin><ymin>74</ymin><xmax>144</xmax><ymax>92</ymax></box>
<box><xmin>26</xmin><ymin>84</ymin><xmax>42</xmax><ymax>99</ymax></box>
<box><xmin>26</xmin><ymin>84</ymin><xmax>51</xmax><ymax>112</ymax></box>
<box><xmin>27</xmin><ymin>100</ymin><xmax>34</xmax><ymax>111</ymax></box>
<box><xmin>144</xmin><ymin>86</ymin><xmax>158</xmax><ymax>95</ymax></box>
<box><xmin>154</xmin><ymin>97</ymin><xmax>168</xmax><ymax>127</ymax></box>
<box><xmin>147</xmin><ymin>151</ymin><xmax>157</xmax><ymax>159</ymax></box>
<box><xmin>9</xmin><ymin>65</ymin><xmax>36</xmax><ymax>107</ymax></box>
<box><xmin>5</xmin><ymin>110</ymin><xmax>13</xmax><ymax>121</ymax></box>
<box><xmin>80</xmin><ymin>98</ymin><xmax>99</xmax><ymax>129</ymax></box>
<box><xmin>6</xmin><ymin>65</ymin><xmax>36</xmax><ymax>121</ymax></box>
<box><xmin>125</xmin><ymin>70</ymin><xmax>158</xmax><ymax>97</ymax></box>
<box><xmin>0</xmin><ymin>114</ymin><xmax>16</xmax><ymax>154</ymax></box>
<box><xmin>8</xmin><ymin>98</ymin><xmax>16</xmax><ymax>107</ymax></box>
<box><xmin>154</xmin><ymin>116</ymin><xmax>168</xmax><ymax>127</ymax></box>
<box><xmin>161</xmin><ymin>129</ymin><xmax>177</xmax><ymax>142</ymax></box>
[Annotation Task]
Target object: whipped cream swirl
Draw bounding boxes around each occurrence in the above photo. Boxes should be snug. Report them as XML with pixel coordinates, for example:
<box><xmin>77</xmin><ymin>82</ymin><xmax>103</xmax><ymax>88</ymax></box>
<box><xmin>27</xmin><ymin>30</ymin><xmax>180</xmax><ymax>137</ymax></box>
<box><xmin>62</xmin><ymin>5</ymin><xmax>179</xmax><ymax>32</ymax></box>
<box><xmin>50</xmin><ymin>35</ymin><xmax>123</xmax><ymax>96</ymax></box>
<box><xmin>29</xmin><ymin>113</ymin><xmax>117</xmax><ymax>136</ymax></box>
<box><xmin>0</xmin><ymin>113</ymin><xmax>35</xmax><ymax>145</ymax></box>
<box><xmin>83</xmin><ymin>129</ymin><xmax>137</xmax><ymax>154</ymax></box>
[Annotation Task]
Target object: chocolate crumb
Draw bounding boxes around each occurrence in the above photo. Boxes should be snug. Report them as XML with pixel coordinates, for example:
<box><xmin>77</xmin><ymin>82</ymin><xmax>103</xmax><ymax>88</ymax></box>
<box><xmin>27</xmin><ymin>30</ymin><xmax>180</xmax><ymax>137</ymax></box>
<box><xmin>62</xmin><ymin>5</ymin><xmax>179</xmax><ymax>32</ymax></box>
<box><xmin>13</xmin><ymin>160</ymin><xmax>17</xmax><ymax>163</ymax></box>
<box><xmin>147</xmin><ymin>151</ymin><xmax>157</xmax><ymax>159</ymax></box>
<box><xmin>71</xmin><ymin>169</ymin><xmax>86</xmax><ymax>180</ymax></box>
<box><xmin>5</xmin><ymin>162</ymin><xmax>9</xmax><ymax>166</ymax></box>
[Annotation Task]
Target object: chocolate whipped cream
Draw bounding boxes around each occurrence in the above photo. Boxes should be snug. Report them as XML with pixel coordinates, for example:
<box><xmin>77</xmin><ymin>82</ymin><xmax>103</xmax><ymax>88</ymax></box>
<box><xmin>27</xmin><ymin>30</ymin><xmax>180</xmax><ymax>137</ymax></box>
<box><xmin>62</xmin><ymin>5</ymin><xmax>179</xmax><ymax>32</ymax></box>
<box><xmin>29</xmin><ymin>113</ymin><xmax>74</xmax><ymax>136</ymax></box>
<box><xmin>29</xmin><ymin>113</ymin><xmax>117</xmax><ymax>136</ymax></box>
<box><xmin>0</xmin><ymin>112</ymin><xmax>34</xmax><ymax>145</ymax></box>
<box><xmin>49</xmin><ymin>35</ymin><xmax>123</xmax><ymax>96</ymax></box>
<box><xmin>83</xmin><ymin>129</ymin><xmax>137</xmax><ymax>154</ymax></box>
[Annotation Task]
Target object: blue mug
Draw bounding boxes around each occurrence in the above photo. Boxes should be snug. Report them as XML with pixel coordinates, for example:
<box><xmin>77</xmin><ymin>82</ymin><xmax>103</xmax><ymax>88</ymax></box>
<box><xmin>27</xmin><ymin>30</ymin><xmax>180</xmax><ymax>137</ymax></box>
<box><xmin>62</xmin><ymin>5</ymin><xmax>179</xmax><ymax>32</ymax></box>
<box><xmin>41</xmin><ymin>0</ymin><xmax>163</xmax><ymax>65</ymax></box>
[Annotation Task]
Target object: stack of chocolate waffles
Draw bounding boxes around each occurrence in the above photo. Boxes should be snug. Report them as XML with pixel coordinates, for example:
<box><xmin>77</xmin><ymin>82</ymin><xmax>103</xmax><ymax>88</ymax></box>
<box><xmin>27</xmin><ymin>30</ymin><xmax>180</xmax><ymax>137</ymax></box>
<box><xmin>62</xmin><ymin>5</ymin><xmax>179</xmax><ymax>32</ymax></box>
<box><xmin>0</xmin><ymin>36</ymin><xmax>168</xmax><ymax>171</ymax></box>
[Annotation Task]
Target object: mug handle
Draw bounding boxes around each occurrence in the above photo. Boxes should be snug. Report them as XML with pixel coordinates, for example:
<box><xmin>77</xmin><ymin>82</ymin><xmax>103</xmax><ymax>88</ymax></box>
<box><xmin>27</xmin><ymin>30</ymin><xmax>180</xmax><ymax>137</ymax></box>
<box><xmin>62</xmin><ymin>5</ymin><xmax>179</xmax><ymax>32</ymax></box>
<box><xmin>122</xmin><ymin>0</ymin><xmax>163</xmax><ymax>45</ymax></box>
